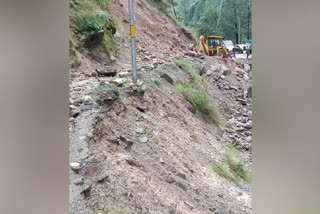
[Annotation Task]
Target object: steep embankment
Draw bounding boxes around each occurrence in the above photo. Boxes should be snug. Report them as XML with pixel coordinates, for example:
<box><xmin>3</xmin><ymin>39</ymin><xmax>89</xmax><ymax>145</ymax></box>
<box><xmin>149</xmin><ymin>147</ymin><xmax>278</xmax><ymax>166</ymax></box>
<box><xmin>69</xmin><ymin>0</ymin><xmax>252</xmax><ymax>213</ymax></box>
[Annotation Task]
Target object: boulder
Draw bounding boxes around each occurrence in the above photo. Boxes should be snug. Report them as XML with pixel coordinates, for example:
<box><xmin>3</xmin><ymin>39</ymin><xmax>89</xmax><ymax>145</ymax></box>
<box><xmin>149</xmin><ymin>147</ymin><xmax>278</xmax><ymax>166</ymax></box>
<box><xmin>95</xmin><ymin>87</ymin><xmax>119</xmax><ymax>105</ymax></box>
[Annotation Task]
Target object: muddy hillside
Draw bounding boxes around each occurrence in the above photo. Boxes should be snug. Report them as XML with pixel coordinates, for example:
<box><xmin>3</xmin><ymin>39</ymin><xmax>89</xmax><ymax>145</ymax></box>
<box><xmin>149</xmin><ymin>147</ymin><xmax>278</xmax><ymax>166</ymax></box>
<box><xmin>69</xmin><ymin>0</ymin><xmax>252</xmax><ymax>213</ymax></box>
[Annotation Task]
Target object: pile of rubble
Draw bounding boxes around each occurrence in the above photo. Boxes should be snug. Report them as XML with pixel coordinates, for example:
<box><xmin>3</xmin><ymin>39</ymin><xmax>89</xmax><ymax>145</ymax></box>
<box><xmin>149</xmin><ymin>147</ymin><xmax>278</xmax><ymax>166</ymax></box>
<box><xmin>193</xmin><ymin>56</ymin><xmax>253</xmax><ymax>153</ymax></box>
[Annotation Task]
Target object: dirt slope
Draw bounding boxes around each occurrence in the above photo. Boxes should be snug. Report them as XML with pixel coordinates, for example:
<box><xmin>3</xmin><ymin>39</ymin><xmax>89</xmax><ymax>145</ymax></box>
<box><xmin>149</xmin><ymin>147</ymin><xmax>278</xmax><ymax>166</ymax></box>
<box><xmin>69</xmin><ymin>1</ymin><xmax>252</xmax><ymax>213</ymax></box>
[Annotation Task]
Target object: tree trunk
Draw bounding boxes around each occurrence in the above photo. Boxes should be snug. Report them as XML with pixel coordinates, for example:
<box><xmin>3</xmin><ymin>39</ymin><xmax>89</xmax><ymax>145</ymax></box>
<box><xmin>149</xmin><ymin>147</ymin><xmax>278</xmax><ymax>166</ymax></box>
<box><xmin>171</xmin><ymin>0</ymin><xmax>178</xmax><ymax>19</ymax></box>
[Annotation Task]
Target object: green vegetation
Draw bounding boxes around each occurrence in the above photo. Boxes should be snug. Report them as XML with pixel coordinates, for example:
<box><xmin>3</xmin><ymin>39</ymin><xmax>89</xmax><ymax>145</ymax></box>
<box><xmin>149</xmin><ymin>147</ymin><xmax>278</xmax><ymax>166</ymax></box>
<box><xmin>76</xmin><ymin>12</ymin><xmax>113</xmax><ymax>35</ymax></box>
<box><xmin>225</xmin><ymin>152</ymin><xmax>250</xmax><ymax>182</ymax></box>
<box><xmin>72</xmin><ymin>0</ymin><xmax>116</xmax><ymax>55</ymax></box>
<box><xmin>148</xmin><ymin>119</ymin><xmax>156</xmax><ymax>125</ymax></box>
<box><xmin>173</xmin><ymin>58</ymin><xmax>192</xmax><ymax>73</ymax></box>
<box><xmin>153</xmin><ymin>78</ymin><xmax>162</xmax><ymax>88</ymax></box>
<box><xmin>148</xmin><ymin>0</ymin><xmax>170</xmax><ymax>12</ymax></box>
<box><xmin>167</xmin><ymin>0</ymin><xmax>252</xmax><ymax>44</ymax></box>
<box><xmin>214</xmin><ymin>151</ymin><xmax>250</xmax><ymax>183</ymax></box>
<box><xmin>174</xmin><ymin>58</ymin><xmax>223</xmax><ymax>125</ymax></box>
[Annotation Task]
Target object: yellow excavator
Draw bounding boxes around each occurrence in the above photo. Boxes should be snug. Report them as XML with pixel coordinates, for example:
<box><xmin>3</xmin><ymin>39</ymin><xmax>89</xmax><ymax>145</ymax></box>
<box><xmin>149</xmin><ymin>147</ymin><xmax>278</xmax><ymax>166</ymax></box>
<box><xmin>196</xmin><ymin>35</ymin><xmax>229</xmax><ymax>57</ymax></box>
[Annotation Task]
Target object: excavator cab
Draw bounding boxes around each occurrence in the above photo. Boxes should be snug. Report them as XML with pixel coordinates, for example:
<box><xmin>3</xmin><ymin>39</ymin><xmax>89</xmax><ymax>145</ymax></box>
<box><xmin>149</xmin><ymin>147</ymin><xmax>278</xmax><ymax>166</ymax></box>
<box><xmin>196</xmin><ymin>35</ymin><xmax>229</xmax><ymax>57</ymax></box>
<box><xmin>207</xmin><ymin>36</ymin><xmax>222</xmax><ymax>49</ymax></box>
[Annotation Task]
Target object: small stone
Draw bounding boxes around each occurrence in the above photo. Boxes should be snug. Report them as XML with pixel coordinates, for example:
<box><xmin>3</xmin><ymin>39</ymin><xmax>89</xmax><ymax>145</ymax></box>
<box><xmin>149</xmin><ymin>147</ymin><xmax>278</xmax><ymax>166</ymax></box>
<box><xmin>177</xmin><ymin>172</ymin><xmax>187</xmax><ymax>180</ymax></box>
<box><xmin>110</xmin><ymin>55</ymin><xmax>116</xmax><ymax>62</ymax></box>
<box><xmin>119</xmin><ymin>72</ymin><xmax>131</xmax><ymax>78</ymax></box>
<box><xmin>74</xmin><ymin>177</ymin><xmax>84</xmax><ymax>185</ymax></box>
<box><xmin>70</xmin><ymin>162</ymin><xmax>80</xmax><ymax>171</ymax></box>
<box><xmin>83</xmin><ymin>95</ymin><xmax>93</xmax><ymax>104</ymax></box>
<box><xmin>135</xmin><ymin>128</ymin><xmax>144</xmax><ymax>134</ymax></box>
<box><xmin>220</xmin><ymin>75</ymin><xmax>225</xmax><ymax>79</ymax></box>
<box><xmin>137</xmin><ymin>106</ymin><xmax>149</xmax><ymax>112</ymax></box>
<box><xmin>139</xmin><ymin>136</ymin><xmax>148</xmax><ymax>143</ymax></box>
<box><xmin>159</xmin><ymin>157</ymin><xmax>165</xmax><ymax>163</ymax></box>
<box><xmin>230</xmin><ymin>85</ymin><xmax>239</xmax><ymax>90</ymax></box>
<box><xmin>110</xmin><ymin>78</ymin><xmax>124</xmax><ymax>86</ymax></box>
<box><xmin>91</xmin><ymin>70</ymin><xmax>98</xmax><ymax>77</ymax></box>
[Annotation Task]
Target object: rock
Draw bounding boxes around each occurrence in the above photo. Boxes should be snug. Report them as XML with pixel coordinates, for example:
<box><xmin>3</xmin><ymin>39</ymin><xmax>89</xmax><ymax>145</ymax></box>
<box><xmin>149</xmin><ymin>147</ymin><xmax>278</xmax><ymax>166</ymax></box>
<box><xmin>237</xmin><ymin>98</ymin><xmax>247</xmax><ymax>105</ymax></box>
<box><xmin>83</xmin><ymin>95</ymin><xmax>93</xmax><ymax>104</ymax></box>
<box><xmin>229</xmin><ymin>85</ymin><xmax>239</xmax><ymax>90</ymax></box>
<box><xmin>175</xmin><ymin>181</ymin><xmax>188</xmax><ymax>191</ymax></box>
<box><xmin>160</xmin><ymin>73</ymin><xmax>174</xmax><ymax>85</ymax></box>
<box><xmin>245</xmin><ymin>86</ymin><xmax>252</xmax><ymax>98</ymax></box>
<box><xmin>110</xmin><ymin>78</ymin><xmax>124</xmax><ymax>86</ymax></box>
<box><xmin>187</xmin><ymin>51</ymin><xmax>196</xmax><ymax>57</ymax></box>
<box><xmin>159</xmin><ymin>157</ymin><xmax>165</xmax><ymax>164</ymax></box>
<box><xmin>206</xmin><ymin>69</ymin><xmax>213</xmax><ymax>76</ymax></box>
<box><xmin>85</xmin><ymin>30</ymin><xmax>104</xmax><ymax>47</ymax></box>
<box><xmin>70</xmin><ymin>162</ymin><xmax>80</xmax><ymax>171</ymax></box>
<box><xmin>220</xmin><ymin>75</ymin><xmax>225</xmax><ymax>79</ymax></box>
<box><xmin>245</xmin><ymin>136</ymin><xmax>252</xmax><ymax>142</ymax></box>
<box><xmin>110</xmin><ymin>55</ymin><xmax>116</xmax><ymax>62</ymax></box>
<box><xmin>244</xmin><ymin>63</ymin><xmax>251</xmax><ymax>72</ymax></box>
<box><xmin>235</xmin><ymin>67</ymin><xmax>245</xmax><ymax>75</ymax></box>
<box><xmin>80</xmin><ymin>185</ymin><xmax>91</xmax><ymax>198</ymax></box>
<box><xmin>119</xmin><ymin>72</ymin><xmax>131</xmax><ymax>78</ymax></box>
<box><xmin>139</xmin><ymin>136</ymin><xmax>148</xmax><ymax>143</ymax></box>
<box><xmin>95</xmin><ymin>87</ymin><xmax>118</xmax><ymax>105</ymax></box>
<box><xmin>91</xmin><ymin>70</ymin><xmax>98</xmax><ymax>77</ymax></box>
<box><xmin>210</xmin><ymin>64</ymin><xmax>222</xmax><ymax>73</ymax></box>
<box><xmin>177</xmin><ymin>172</ymin><xmax>187</xmax><ymax>180</ymax></box>
<box><xmin>96</xmin><ymin>68</ymin><xmax>117</xmax><ymax>77</ymax></box>
<box><xmin>135</xmin><ymin>128</ymin><xmax>144</xmax><ymax>134</ymax></box>
<box><xmin>74</xmin><ymin>177</ymin><xmax>84</xmax><ymax>185</ymax></box>
<box><xmin>70</xmin><ymin>105</ymin><xmax>80</xmax><ymax>117</ymax></box>
<box><xmin>215</xmin><ymin>126</ymin><xmax>224</xmax><ymax>137</ymax></box>
<box><xmin>97</xmin><ymin>174</ymin><xmax>109</xmax><ymax>183</ymax></box>
<box><xmin>137</xmin><ymin>105</ymin><xmax>149</xmax><ymax>112</ymax></box>
<box><xmin>189</xmin><ymin>43</ymin><xmax>195</xmax><ymax>50</ymax></box>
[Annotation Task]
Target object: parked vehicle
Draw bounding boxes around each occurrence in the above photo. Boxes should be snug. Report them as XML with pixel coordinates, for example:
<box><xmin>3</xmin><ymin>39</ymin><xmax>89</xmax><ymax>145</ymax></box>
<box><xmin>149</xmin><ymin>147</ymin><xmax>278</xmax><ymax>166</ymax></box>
<box><xmin>232</xmin><ymin>45</ymin><xmax>244</xmax><ymax>54</ymax></box>
<box><xmin>223</xmin><ymin>40</ymin><xmax>234</xmax><ymax>52</ymax></box>
<box><xmin>237</xmin><ymin>44</ymin><xmax>246</xmax><ymax>50</ymax></box>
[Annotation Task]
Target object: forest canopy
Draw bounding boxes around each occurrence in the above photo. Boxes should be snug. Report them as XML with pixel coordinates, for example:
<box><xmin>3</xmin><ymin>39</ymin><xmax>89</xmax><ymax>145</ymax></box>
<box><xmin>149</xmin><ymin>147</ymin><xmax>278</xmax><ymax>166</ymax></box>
<box><xmin>155</xmin><ymin>0</ymin><xmax>252</xmax><ymax>44</ymax></box>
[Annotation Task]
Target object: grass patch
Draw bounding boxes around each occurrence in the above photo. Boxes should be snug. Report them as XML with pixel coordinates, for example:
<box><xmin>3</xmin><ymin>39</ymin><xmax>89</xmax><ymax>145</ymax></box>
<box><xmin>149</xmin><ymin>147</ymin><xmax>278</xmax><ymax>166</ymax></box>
<box><xmin>173</xmin><ymin>58</ymin><xmax>192</xmax><ymax>73</ymax></box>
<box><xmin>213</xmin><ymin>151</ymin><xmax>251</xmax><ymax>183</ymax></box>
<box><xmin>153</xmin><ymin>78</ymin><xmax>162</xmax><ymax>88</ymax></box>
<box><xmin>225</xmin><ymin>152</ymin><xmax>251</xmax><ymax>183</ymax></box>
<box><xmin>174</xmin><ymin>58</ymin><xmax>223</xmax><ymax>125</ymax></box>
<box><xmin>148</xmin><ymin>119</ymin><xmax>156</xmax><ymax>125</ymax></box>
<box><xmin>215</xmin><ymin>162</ymin><xmax>237</xmax><ymax>182</ymax></box>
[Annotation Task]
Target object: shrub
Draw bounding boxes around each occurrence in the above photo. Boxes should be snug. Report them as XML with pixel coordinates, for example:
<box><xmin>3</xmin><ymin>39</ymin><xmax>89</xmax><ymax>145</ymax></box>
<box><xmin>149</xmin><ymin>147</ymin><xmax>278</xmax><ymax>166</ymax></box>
<box><xmin>76</xmin><ymin>12</ymin><xmax>112</xmax><ymax>35</ymax></box>
<box><xmin>213</xmin><ymin>152</ymin><xmax>251</xmax><ymax>183</ymax></box>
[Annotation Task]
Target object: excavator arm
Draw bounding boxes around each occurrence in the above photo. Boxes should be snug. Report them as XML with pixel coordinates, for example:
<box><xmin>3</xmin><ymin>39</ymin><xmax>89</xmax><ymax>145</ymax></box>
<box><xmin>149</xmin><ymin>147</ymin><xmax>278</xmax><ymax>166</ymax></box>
<box><xmin>196</xmin><ymin>35</ymin><xmax>209</xmax><ymax>55</ymax></box>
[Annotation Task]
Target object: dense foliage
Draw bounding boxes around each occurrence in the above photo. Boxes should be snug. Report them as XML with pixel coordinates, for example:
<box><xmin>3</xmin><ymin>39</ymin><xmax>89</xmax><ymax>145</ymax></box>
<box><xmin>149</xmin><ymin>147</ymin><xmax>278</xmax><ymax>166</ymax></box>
<box><xmin>166</xmin><ymin>0</ymin><xmax>252</xmax><ymax>44</ymax></box>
